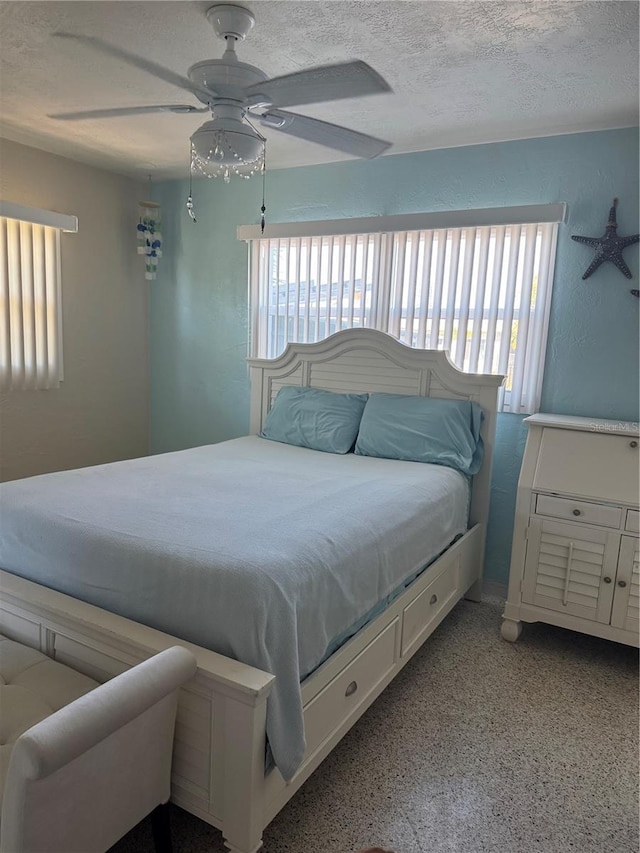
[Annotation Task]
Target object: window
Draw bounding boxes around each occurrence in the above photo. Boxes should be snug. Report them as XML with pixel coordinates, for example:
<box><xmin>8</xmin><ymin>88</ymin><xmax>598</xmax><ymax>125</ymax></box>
<box><xmin>242</xmin><ymin>204</ymin><xmax>564</xmax><ymax>414</ymax></box>
<box><xmin>0</xmin><ymin>201</ymin><xmax>77</xmax><ymax>390</ymax></box>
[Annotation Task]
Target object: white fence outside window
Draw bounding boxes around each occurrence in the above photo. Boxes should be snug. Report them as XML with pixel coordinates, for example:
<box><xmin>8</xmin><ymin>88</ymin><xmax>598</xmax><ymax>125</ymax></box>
<box><xmin>245</xmin><ymin>206</ymin><xmax>562</xmax><ymax>414</ymax></box>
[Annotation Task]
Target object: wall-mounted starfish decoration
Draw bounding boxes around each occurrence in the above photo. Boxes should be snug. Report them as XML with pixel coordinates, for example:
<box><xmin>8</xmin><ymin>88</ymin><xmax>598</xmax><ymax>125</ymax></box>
<box><xmin>571</xmin><ymin>198</ymin><xmax>639</xmax><ymax>289</ymax></box>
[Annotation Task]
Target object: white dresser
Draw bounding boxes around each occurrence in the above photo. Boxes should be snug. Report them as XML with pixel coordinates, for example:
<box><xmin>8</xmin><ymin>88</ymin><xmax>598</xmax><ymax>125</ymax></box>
<box><xmin>502</xmin><ymin>414</ymin><xmax>639</xmax><ymax>647</ymax></box>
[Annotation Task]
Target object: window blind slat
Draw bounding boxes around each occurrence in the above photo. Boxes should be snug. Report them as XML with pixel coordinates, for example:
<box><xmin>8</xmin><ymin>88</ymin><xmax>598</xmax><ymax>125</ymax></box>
<box><xmin>8</xmin><ymin>218</ymin><xmax>24</xmax><ymax>387</ymax></box>
<box><xmin>303</xmin><ymin>238</ymin><xmax>312</xmax><ymax>343</ymax></box>
<box><xmin>272</xmin><ymin>240</ymin><xmax>282</xmax><ymax>357</ymax></box>
<box><xmin>497</xmin><ymin>225</ymin><xmax>523</xmax><ymax>411</ymax></box>
<box><xmin>263</xmin><ymin>240</ymin><xmax>271</xmax><ymax>358</ymax></box>
<box><xmin>522</xmin><ymin>223</ymin><xmax>554</xmax><ymax>413</ymax></box>
<box><xmin>510</xmin><ymin>223</ymin><xmax>538</xmax><ymax>412</ymax></box>
<box><xmin>324</xmin><ymin>236</ymin><xmax>334</xmax><ymax>337</ymax></box>
<box><xmin>264</xmin><ymin>240</ymin><xmax>273</xmax><ymax>357</ymax></box>
<box><xmin>416</xmin><ymin>230</ymin><xmax>433</xmax><ymax>349</ymax></box>
<box><xmin>249</xmin><ymin>240</ymin><xmax>262</xmax><ymax>358</ymax></box>
<box><xmin>336</xmin><ymin>235</ymin><xmax>346</xmax><ymax>330</ymax></box>
<box><xmin>323</xmin><ymin>237</ymin><xmax>330</xmax><ymax>337</ymax></box>
<box><xmin>429</xmin><ymin>230</ymin><xmax>448</xmax><ymax>349</ymax></box>
<box><xmin>454</xmin><ymin>228</ymin><xmax>476</xmax><ymax>368</ymax></box>
<box><xmin>468</xmin><ymin>226</ymin><xmax>491</xmax><ymax>373</ymax></box>
<box><xmin>286</xmin><ymin>238</ymin><xmax>293</xmax><ymax>349</ymax></box>
<box><xmin>32</xmin><ymin>224</ymin><xmax>48</xmax><ymax>387</ymax></box>
<box><xmin>346</xmin><ymin>236</ymin><xmax>357</xmax><ymax>327</ymax></box>
<box><xmin>363</xmin><ymin>235</ymin><xmax>375</xmax><ymax>328</ymax></box>
<box><xmin>403</xmin><ymin>232</ymin><xmax>420</xmax><ymax>346</ymax></box>
<box><xmin>482</xmin><ymin>226</ymin><xmax>506</xmax><ymax>373</ymax></box>
<box><xmin>372</xmin><ymin>234</ymin><xmax>386</xmax><ymax>329</ymax></box>
<box><xmin>441</xmin><ymin>230</ymin><xmax>460</xmax><ymax>354</ymax></box>
<box><xmin>359</xmin><ymin>236</ymin><xmax>369</xmax><ymax>327</ymax></box>
<box><xmin>0</xmin><ymin>219</ymin><xmax>10</xmax><ymax>385</ymax></box>
<box><xmin>314</xmin><ymin>238</ymin><xmax>323</xmax><ymax>342</ymax></box>
<box><xmin>388</xmin><ymin>232</ymin><xmax>406</xmax><ymax>339</ymax></box>
<box><xmin>21</xmin><ymin>222</ymin><xmax>38</xmax><ymax>384</ymax></box>
<box><xmin>292</xmin><ymin>238</ymin><xmax>302</xmax><ymax>341</ymax></box>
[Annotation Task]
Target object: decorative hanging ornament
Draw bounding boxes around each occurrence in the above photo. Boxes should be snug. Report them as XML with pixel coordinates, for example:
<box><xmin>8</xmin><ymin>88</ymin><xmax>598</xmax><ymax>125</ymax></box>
<box><xmin>137</xmin><ymin>201</ymin><xmax>162</xmax><ymax>280</ymax></box>
<box><xmin>571</xmin><ymin>198</ymin><xmax>639</xmax><ymax>294</ymax></box>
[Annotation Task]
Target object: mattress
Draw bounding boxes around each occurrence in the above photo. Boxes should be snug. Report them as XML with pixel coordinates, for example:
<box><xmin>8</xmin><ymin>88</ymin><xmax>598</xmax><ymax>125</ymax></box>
<box><xmin>0</xmin><ymin>436</ymin><xmax>469</xmax><ymax>780</ymax></box>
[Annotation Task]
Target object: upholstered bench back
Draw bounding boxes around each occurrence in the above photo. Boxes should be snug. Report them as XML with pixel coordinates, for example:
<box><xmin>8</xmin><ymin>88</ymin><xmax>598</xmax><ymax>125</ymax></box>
<box><xmin>0</xmin><ymin>636</ymin><xmax>99</xmax><ymax>805</ymax></box>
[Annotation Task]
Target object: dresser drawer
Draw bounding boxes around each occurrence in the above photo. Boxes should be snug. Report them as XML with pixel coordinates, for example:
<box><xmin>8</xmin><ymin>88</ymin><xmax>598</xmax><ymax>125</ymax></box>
<box><xmin>303</xmin><ymin>618</ymin><xmax>398</xmax><ymax>758</ymax></box>
<box><xmin>533</xmin><ymin>429</ymin><xmax>639</xmax><ymax>506</ymax></box>
<box><xmin>536</xmin><ymin>494</ymin><xmax>622</xmax><ymax>529</ymax></box>
<box><xmin>625</xmin><ymin>510</ymin><xmax>640</xmax><ymax>534</ymax></box>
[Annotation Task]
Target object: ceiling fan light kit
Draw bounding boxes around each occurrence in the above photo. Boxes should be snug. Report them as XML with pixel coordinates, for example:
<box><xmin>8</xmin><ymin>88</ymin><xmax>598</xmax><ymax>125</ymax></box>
<box><xmin>190</xmin><ymin>111</ymin><xmax>265</xmax><ymax>182</ymax></box>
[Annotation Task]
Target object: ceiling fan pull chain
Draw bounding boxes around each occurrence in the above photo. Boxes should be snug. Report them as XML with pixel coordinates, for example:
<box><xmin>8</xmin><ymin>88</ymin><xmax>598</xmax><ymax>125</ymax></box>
<box><xmin>260</xmin><ymin>143</ymin><xmax>267</xmax><ymax>234</ymax></box>
<box><xmin>187</xmin><ymin>145</ymin><xmax>197</xmax><ymax>223</ymax></box>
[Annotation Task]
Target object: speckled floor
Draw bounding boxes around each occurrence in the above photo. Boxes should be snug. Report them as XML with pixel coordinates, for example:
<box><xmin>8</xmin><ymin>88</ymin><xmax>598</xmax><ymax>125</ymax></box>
<box><xmin>110</xmin><ymin>597</ymin><xmax>639</xmax><ymax>853</ymax></box>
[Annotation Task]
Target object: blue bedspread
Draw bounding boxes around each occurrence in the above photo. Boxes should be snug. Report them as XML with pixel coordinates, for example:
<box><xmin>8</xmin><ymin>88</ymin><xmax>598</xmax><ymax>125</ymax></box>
<box><xmin>0</xmin><ymin>436</ymin><xmax>468</xmax><ymax>780</ymax></box>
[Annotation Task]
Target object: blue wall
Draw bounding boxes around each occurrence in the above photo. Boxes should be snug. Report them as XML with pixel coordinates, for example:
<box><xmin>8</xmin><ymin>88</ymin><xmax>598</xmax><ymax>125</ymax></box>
<box><xmin>150</xmin><ymin>128</ymin><xmax>639</xmax><ymax>584</ymax></box>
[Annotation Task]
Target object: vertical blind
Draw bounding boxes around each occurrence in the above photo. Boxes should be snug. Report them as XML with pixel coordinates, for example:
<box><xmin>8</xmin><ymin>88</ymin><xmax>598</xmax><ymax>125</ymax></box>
<box><xmin>249</xmin><ymin>220</ymin><xmax>559</xmax><ymax>414</ymax></box>
<box><xmin>0</xmin><ymin>216</ymin><xmax>63</xmax><ymax>390</ymax></box>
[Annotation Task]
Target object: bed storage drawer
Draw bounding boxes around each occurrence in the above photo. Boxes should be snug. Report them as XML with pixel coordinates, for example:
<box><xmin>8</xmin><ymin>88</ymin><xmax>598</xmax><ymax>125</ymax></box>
<box><xmin>401</xmin><ymin>565</ymin><xmax>457</xmax><ymax>657</ymax></box>
<box><xmin>303</xmin><ymin>618</ymin><xmax>398</xmax><ymax>758</ymax></box>
<box><xmin>535</xmin><ymin>494</ymin><xmax>622</xmax><ymax>528</ymax></box>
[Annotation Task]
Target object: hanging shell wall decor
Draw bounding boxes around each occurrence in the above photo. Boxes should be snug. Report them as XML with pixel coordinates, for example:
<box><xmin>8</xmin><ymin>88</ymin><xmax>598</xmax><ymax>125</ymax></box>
<box><xmin>137</xmin><ymin>201</ymin><xmax>163</xmax><ymax>280</ymax></box>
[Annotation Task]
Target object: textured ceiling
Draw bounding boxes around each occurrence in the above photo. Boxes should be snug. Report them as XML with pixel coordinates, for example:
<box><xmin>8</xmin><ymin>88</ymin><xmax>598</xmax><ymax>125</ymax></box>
<box><xmin>0</xmin><ymin>0</ymin><xmax>638</xmax><ymax>179</ymax></box>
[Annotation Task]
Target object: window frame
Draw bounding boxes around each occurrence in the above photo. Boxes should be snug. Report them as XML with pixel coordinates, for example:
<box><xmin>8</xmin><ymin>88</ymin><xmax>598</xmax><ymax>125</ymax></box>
<box><xmin>240</xmin><ymin>204</ymin><xmax>566</xmax><ymax>415</ymax></box>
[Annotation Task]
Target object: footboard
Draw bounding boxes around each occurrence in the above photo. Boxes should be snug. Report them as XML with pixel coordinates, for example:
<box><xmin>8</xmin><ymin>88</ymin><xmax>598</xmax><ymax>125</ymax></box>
<box><xmin>0</xmin><ymin>569</ymin><xmax>274</xmax><ymax>853</ymax></box>
<box><xmin>0</xmin><ymin>522</ymin><xmax>481</xmax><ymax>852</ymax></box>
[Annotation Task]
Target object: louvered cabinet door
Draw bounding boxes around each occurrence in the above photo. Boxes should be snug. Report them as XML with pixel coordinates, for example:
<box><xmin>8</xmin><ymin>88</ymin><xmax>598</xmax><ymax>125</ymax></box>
<box><xmin>521</xmin><ymin>519</ymin><xmax>618</xmax><ymax>623</ymax></box>
<box><xmin>610</xmin><ymin>536</ymin><xmax>640</xmax><ymax>634</ymax></box>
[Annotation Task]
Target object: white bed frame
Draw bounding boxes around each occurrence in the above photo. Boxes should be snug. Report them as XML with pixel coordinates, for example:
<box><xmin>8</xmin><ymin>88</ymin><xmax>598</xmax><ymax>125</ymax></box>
<box><xmin>0</xmin><ymin>329</ymin><xmax>503</xmax><ymax>853</ymax></box>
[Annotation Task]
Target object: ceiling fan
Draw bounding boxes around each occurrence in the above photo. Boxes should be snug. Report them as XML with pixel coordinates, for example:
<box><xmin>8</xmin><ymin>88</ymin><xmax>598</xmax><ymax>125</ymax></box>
<box><xmin>50</xmin><ymin>3</ymin><xmax>393</xmax><ymax>182</ymax></box>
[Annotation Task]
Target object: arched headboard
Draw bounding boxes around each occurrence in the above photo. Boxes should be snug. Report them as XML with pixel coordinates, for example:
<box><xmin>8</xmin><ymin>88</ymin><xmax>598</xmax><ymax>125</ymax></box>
<box><xmin>247</xmin><ymin>328</ymin><xmax>504</xmax><ymax>532</ymax></box>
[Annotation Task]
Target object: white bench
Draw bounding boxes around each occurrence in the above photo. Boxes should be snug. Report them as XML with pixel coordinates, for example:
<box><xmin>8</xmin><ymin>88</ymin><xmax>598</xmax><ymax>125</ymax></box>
<box><xmin>0</xmin><ymin>635</ymin><xmax>196</xmax><ymax>853</ymax></box>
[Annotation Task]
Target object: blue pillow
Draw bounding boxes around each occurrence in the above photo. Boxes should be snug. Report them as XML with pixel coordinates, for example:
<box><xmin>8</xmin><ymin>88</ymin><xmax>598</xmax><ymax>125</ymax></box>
<box><xmin>261</xmin><ymin>386</ymin><xmax>368</xmax><ymax>454</ymax></box>
<box><xmin>354</xmin><ymin>393</ymin><xmax>484</xmax><ymax>475</ymax></box>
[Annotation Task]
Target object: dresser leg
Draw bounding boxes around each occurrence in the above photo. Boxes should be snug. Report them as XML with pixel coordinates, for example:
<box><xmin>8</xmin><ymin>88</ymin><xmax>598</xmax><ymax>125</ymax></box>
<box><xmin>501</xmin><ymin>618</ymin><xmax>523</xmax><ymax>642</ymax></box>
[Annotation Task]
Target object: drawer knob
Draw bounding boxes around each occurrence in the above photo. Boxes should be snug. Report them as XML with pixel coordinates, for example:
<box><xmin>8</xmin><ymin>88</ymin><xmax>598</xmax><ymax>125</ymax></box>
<box><xmin>572</xmin><ymin>508</ymin><xmax>581</xmax><ymax>516</ymax></box>
<box><xmin>345</xmin><ymin>680</ymin><xmax>358</xmax><ymax>698</ymax></box>
<box><xmin>618</xmin><ymin>580</ymin><xmax>627</xmax><ymax>588</ymax></box>
<box><xmin>630</xmin><ymin>440</ymin><xmax>638</xmax><ymax>449</ymax></box>
<box><xmin>603</xmin><ymin>576</ymin><xmax>612</xmax><ymax>584</ymax></box>
<box><xmin>430</xmin><ymin>594</ymin><xmax>438</xmax><ymax>605</ymax></box>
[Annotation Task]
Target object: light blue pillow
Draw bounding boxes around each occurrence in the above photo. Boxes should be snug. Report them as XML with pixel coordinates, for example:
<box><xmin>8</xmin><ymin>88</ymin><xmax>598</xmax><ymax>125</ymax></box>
<box><xmin>354</xmin><ymin>393</ymin><xmax>484</xmax><ymax>475</ymax></box>
<box><xmin>261</xmin><ymin>386</ymin><xmax>368</xmax><ymax>454</ymax></box>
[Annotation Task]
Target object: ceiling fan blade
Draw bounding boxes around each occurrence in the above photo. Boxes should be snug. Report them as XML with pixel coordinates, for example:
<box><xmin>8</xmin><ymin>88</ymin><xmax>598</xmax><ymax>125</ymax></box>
<box><xmin>49</xmin><ymin>105</ymin><xmax>208</xmax><ymax>121</ymax></box>
<box><xmin>259</xmin><ymin>110</ymin><xmax>390</xmax><ymax>159</ymax></box>
<box><xmin>245</xmin><ymin>60</ymin><xmax>391</xmax><ymax>109</ymax></box>
<box><xmin>53</xmin><ymin>32</ymin><xmax>218</xmax><ymax>102</ymax></box>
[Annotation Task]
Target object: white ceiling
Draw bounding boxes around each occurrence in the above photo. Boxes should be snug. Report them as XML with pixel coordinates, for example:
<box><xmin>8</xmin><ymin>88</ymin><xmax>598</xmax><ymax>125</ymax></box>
<box><xmin>0</xmin><ymin>0</ymin><xmax>638</xmax><ymax>179</ymax></box>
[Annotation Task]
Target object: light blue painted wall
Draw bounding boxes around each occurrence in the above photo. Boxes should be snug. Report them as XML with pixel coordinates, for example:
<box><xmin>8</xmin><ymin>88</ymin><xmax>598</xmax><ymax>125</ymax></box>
<box><xmin>150</xmin><ymin>128</ymin><xmax>639</xmax><ymax>583</ymax></box>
